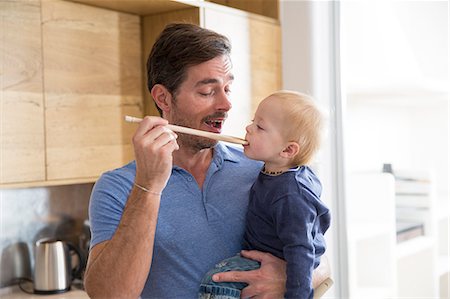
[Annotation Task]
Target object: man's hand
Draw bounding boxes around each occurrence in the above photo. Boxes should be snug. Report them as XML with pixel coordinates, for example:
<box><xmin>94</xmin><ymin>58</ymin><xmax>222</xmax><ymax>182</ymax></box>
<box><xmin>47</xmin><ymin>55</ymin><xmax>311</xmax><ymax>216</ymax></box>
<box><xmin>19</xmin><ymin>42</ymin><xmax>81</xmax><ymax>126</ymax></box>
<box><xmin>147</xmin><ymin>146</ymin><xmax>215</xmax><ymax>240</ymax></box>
<box><xmin>211</xmin><ymin>250</ymin><xmax>331</xmax><ymax>299</ymax></box>
<box><xmin>212</xmin><ymin>250</ymin><xmax>286</xmax><ymax>299</ymax></box>
<box><xmin>133</xmin><ymin>116</ymin><xmax>179</xmax><ymax>192</ymax></box>
<box><xmin>312</xmin><ymin>255</ymin><xmax>330</xmax><ymax>288</ymax></box>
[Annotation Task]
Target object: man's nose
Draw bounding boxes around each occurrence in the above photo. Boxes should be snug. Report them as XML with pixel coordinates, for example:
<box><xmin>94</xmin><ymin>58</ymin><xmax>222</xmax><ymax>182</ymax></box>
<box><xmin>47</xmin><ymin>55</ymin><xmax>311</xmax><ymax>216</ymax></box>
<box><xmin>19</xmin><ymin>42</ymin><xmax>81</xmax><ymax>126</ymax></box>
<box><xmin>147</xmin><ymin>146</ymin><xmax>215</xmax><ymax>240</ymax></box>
<box><xmin>216</xmin><ymin>91</ymin><xmax>232</xmax><ymax>111</ymax></box>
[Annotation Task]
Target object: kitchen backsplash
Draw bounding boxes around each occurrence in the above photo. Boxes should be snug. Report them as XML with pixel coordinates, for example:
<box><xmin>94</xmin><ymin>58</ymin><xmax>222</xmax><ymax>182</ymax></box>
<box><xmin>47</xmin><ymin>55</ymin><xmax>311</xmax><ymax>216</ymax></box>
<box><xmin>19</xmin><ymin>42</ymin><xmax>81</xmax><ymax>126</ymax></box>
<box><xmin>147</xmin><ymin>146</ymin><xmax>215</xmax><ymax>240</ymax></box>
<box><xmin>0</xmin><ymin>183</ymin><xmax>93</xmax><ymax>288</ymax></box>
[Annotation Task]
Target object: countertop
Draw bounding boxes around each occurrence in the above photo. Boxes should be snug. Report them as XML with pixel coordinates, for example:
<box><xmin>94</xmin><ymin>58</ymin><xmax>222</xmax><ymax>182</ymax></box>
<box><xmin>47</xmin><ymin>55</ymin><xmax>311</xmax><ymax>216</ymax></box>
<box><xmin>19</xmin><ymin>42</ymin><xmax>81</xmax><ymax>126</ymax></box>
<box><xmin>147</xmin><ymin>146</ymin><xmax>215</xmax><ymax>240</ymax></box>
<box><xmin>0</xmin><ymin>285</ymin><xmax>88</xmax><ymax>299</ymax></box>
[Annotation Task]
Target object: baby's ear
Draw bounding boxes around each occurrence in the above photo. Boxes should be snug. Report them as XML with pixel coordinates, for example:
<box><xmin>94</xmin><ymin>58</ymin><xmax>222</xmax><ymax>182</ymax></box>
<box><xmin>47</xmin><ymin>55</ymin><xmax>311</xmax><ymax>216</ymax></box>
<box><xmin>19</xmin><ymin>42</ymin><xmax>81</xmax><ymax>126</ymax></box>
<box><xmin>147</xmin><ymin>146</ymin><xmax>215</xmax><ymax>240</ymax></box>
<box><xmin>280</xmin><ymin>142</ymin><xmax>300</xmax><ymax>159</ymax></box>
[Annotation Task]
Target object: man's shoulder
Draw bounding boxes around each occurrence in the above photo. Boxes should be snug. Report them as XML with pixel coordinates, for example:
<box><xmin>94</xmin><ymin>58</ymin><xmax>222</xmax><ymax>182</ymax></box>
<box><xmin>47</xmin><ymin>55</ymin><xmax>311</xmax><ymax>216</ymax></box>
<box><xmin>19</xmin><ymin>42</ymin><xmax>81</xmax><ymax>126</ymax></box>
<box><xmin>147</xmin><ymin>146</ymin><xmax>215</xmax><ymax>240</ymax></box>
<box><xmin>94</xmin><ymin>161</ymin><xmax>136</xmax><ymax>195</ymax></box>
<box><xmin>102</xmin><ymin>160</ymin><xmax>136</xmax><ymax>179</ymax></box>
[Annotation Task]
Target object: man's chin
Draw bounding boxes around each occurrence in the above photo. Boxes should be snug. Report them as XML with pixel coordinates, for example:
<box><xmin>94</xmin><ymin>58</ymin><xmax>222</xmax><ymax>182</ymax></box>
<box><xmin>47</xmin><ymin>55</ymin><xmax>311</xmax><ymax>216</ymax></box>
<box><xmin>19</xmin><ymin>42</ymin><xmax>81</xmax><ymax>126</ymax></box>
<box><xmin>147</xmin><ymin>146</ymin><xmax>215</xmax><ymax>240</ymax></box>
<box><xmin>197</xmin><ymin>138</ymin><xmax>218</xmax><ymax>150</ymax></box>
<box><xmin>180</xmin><ymin>135</ymin><xmax>218</xmax><ymax>151</ymax></box>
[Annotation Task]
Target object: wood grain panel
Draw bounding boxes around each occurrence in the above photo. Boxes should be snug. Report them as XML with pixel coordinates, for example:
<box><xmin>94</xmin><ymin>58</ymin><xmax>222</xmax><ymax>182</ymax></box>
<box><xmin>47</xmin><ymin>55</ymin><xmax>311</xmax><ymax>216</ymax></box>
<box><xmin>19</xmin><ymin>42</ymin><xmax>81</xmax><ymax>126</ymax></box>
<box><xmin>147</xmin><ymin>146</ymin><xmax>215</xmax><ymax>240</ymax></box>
<box><xmin>142</xmin><ymin>8</ymin><xmax>200</xmax><ymax>117</ymax></box>
<box><xmin>249</xmin><ymin>17</ymin><xmax>281</xmax><ymax>114</ymax></box>
<box><xmin>70</xmin><ymin>0</ymin><xmax>192</xmax><ymax>16</ymax></box>
<box><xmin>42</xmin><ymin>0</ymin><xmax>143</xmax><ymax>180</ymax></box>
<box><xmin>0</xmin><ymin>0</ymin><xmax>45</xmax><ymax>184</ymax></box>
<box><xmin>208</xmin><ymin>0</ymin><xmax>278</xmax><ymax>19</ymax></box>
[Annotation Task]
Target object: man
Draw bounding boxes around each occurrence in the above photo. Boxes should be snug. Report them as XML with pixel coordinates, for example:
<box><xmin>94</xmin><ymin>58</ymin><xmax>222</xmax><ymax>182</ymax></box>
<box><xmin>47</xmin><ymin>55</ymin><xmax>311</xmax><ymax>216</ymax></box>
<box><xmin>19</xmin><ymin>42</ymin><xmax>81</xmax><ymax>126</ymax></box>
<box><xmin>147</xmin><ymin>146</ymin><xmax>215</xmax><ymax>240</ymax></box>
<box><xmin>84</xmin><ymin>23</ymin><xmax>328</xmax><ymax>299</ymax></box>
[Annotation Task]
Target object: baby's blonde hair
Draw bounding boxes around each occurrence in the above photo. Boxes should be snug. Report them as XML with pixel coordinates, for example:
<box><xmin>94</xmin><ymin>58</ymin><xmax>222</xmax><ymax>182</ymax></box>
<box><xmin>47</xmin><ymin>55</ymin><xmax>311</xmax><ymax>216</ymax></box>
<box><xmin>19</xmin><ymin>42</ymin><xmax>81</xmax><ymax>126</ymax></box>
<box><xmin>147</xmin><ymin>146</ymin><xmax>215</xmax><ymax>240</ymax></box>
<box><xmin>268</xmin><ymin>90</ymin><xmax>323</xmax><ymax>166</ymax></box>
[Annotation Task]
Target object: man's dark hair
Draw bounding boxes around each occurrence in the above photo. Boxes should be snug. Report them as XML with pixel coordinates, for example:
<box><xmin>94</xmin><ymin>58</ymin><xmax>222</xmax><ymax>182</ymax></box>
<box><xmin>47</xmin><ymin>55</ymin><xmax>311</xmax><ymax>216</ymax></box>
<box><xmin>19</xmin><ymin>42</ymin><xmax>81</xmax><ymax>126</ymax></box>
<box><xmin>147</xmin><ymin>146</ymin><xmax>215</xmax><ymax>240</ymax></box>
<box><xmin>147</xmin><ymin>23</ymin><xmax>232</xmax><ymax>116</ymax></box>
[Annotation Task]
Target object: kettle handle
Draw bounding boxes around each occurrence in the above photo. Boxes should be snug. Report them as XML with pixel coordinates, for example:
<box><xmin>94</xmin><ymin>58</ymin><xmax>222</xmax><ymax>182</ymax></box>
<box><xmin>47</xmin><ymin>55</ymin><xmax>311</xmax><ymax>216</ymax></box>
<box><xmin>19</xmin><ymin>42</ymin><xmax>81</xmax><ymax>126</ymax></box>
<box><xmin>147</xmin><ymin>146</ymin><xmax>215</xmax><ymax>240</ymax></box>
<box><xmin>66</xmin><ymin>242</ymin><xmax>85</xmax><ymax>280</ymax></box>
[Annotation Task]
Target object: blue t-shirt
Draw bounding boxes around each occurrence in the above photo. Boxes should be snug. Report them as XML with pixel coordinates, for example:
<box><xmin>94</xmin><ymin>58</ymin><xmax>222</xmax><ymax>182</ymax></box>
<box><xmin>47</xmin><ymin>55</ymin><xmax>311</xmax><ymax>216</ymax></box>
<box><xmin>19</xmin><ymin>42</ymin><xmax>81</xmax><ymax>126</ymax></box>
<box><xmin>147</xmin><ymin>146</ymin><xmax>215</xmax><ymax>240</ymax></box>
<box><xmin>89</xmin><ymin>143</ymin><xmax>262</xmax><ymax>298</ymax></box>
<box><xmin>243</xmin><ymin>166</ymin><xmax>330</xmax><ymax>299</ymax></box>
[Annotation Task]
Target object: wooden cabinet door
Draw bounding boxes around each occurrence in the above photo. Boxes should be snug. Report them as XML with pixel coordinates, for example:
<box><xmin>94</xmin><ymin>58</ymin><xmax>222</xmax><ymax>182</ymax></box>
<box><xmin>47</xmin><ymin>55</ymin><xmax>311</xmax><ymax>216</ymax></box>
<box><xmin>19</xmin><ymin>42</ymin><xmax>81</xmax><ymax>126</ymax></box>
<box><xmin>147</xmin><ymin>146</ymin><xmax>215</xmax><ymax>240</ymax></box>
<box><xmin>0</xmin><ymin>0</ymin><xmax>46</xmax><ymax>184</ymax></box>
<box><xmin>247</xmin><ymin>16</ymin><xmax>282</xmax><ymax>113</ymax></box>
<box><xmin>41</xmin><ymin>0</ymin><xmax>143</xmax><ymax>180</ymax></box>
<box><xmin>207</xmin><ymin>0</ymin><xmax>279</xmax><ymax>19</ymax></box>
<box><xmin>202</xmin><ymin>7</ymin><xmax>281</xmax><ymax>138</ymax></box>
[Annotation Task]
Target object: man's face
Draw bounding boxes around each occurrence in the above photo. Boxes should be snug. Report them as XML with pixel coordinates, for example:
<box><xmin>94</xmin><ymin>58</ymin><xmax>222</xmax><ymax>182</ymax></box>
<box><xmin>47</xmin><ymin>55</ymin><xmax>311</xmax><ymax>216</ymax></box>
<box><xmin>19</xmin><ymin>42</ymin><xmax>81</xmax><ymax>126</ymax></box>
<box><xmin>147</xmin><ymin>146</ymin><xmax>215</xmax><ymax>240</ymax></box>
<box><xmin>167</xmin><ymin>55</ymin><xmax>234</xmax><ymax>151</ymax></box>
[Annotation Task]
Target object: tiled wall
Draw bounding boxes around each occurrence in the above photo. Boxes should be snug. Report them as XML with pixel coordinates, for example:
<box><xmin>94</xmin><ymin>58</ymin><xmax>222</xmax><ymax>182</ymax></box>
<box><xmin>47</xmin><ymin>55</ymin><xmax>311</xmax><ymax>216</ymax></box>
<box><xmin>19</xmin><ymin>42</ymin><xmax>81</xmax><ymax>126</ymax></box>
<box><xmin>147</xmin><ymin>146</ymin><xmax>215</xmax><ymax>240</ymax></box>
<box><xmin>0</xmin><ymin>183</ymin><xmax>93</xmax><ymax>287</ymax></box>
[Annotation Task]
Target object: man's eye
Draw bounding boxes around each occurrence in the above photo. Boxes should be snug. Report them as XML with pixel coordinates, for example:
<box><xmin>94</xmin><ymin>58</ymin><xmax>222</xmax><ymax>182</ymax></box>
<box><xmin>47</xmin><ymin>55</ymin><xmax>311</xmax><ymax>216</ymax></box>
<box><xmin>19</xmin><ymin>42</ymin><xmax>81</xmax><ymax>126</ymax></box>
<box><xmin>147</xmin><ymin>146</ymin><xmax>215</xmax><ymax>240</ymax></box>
<box><xmin>199</xmin><ymin>91</ymin><xmax>213</xmax><ymax>96</ymax></box>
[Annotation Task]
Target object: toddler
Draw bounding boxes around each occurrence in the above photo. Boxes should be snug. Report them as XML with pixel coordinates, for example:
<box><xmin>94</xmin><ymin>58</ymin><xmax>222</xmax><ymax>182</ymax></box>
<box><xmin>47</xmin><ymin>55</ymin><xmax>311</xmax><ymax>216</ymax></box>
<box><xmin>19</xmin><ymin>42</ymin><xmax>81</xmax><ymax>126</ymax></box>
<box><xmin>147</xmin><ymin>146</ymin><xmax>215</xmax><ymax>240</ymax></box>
<box><xmin>199</xmin><ymin>90</ymin><xmax>331</xmax><ymax>299</ymax></box>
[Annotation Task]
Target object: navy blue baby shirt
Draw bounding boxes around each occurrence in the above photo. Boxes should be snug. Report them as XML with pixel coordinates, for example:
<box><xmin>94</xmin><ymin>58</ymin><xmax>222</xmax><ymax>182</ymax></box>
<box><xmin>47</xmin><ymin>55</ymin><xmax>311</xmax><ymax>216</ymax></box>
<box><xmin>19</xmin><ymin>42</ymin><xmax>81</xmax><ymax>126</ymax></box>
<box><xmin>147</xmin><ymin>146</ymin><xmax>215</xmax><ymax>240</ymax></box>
<box><xmin>243</xmin><ymin>166</ymin><xmax>331</xmax><ymax>299</ymax></box>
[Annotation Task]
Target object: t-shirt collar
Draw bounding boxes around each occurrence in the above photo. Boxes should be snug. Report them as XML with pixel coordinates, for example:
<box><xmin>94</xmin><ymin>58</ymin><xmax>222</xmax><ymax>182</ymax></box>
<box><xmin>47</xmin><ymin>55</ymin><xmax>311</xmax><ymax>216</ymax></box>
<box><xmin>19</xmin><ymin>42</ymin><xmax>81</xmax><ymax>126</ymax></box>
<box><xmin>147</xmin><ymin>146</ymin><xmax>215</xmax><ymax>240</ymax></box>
<box><xmin>212</xmin><ymin>143</ymin><xmax>240</xmax><ymax>167</ymax></box>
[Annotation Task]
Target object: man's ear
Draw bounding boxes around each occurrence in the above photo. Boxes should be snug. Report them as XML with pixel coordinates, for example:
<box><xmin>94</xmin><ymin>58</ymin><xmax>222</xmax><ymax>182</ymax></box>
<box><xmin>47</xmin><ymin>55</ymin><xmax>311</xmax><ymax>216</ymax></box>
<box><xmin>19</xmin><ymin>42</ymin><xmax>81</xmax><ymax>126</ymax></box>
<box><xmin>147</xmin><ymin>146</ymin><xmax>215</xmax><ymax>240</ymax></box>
<box><xmin>280</xmin><ymin>142</ymin><xmax>300</xmax><ymax>159</ymax></box>
<box><xmin>151</xmin><ymin>84</ymin><xmax>172</xmax><ymax>113</ymax></box>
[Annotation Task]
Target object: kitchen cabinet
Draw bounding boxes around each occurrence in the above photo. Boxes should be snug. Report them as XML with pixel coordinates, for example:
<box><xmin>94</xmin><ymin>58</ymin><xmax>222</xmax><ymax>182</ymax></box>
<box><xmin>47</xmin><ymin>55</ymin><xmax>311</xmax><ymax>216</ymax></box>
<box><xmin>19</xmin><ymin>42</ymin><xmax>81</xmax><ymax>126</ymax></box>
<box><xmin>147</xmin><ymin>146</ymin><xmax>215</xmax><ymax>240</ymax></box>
<box><xmin>0</xmin><ymin>0</ymin><xmax>46</xmax><ymax>184</ymax></box>
<box><xmin>0</xmin><ymin>0</ymin><xmax>280</xmax><ymax>187</ymax></box>
<box><xmin>208</xmin><ymin>0</ymin><xmax>279</xmax><ymax>19</ymax></box>
<box><xmin>41</xmin><ymin>0</ymin><xmax>142</xmax><ymax>180</ymax></box>
<box><xmin>1</xmin><ymin>0</ymin><xmax>141</xmax><ymax>186</ymax></box>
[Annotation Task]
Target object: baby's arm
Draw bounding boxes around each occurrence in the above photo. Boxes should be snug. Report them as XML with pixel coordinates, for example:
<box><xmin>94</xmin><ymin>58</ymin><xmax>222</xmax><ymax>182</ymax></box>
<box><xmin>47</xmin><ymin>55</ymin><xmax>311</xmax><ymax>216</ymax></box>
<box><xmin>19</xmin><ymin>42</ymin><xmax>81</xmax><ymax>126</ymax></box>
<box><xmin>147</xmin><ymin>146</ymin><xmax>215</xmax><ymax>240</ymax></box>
<box><xmin>274</xmin><ymin>193</ymin><xmax>319</xmax><ymax>299</ymax></box>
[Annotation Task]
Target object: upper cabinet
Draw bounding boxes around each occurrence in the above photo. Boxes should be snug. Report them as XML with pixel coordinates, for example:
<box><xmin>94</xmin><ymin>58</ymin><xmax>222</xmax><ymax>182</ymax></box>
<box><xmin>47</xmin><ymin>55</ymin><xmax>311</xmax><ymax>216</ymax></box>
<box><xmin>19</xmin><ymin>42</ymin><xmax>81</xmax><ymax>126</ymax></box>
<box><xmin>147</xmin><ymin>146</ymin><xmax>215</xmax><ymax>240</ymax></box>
<box><xmin>0</xmin><ymin>0</ymin><xmax>46</xmax><ymax>184</ymax></box>
<box><xmin>207</xmin><ymin>0</ymin><xmax>279</xmax><ymax>19</ymax></box>
<box><xmin>41</xmin><ymin>0</ymin><xmax>142</xmax><ymax>181</ymax></box>
<box><xmin>1</xmin><ymin>0</ymin><xmax>280</xmax><ymax>188</ymax></box>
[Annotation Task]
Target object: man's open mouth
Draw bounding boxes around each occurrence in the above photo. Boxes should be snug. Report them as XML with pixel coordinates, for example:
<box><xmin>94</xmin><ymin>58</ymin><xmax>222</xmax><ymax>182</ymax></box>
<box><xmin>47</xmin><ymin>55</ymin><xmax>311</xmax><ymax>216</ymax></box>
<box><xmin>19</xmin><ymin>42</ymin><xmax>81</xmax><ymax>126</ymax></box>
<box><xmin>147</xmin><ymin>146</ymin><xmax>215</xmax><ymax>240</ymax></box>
<box><xmin>204</xmin><ymin>119</ymin><xmax>224</xmax><ymax>132</ymax></box>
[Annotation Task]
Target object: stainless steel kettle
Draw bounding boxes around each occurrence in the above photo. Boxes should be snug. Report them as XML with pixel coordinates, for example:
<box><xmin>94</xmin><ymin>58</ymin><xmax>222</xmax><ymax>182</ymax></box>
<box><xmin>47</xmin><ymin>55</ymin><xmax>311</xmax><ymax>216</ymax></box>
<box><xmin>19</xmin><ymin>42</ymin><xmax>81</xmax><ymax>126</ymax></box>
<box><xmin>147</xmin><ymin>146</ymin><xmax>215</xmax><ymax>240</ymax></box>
<box><xmin>34</xmin><ymin>238</ymin><xmax>82</xmax><ymax>294</ymax></box>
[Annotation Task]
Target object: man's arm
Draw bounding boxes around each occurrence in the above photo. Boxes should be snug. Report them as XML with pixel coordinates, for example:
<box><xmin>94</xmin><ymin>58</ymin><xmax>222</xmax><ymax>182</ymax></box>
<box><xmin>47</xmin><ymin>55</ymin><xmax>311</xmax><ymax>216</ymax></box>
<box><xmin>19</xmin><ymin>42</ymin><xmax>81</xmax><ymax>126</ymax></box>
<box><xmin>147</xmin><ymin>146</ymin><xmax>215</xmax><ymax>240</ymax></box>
<box><xmin>83</xmin><ymin>117</ymin><xmax>178</xmax><ymax>299</ymax></box>
<box><xmin>212</xmin><ymin>250</ymin><xmax>331</xmax><ymax>299</ymax></box>
<box><xmin>83</xmin><ymin>187</ymin><xmax>161</xmax><ymax>299</ymax></box>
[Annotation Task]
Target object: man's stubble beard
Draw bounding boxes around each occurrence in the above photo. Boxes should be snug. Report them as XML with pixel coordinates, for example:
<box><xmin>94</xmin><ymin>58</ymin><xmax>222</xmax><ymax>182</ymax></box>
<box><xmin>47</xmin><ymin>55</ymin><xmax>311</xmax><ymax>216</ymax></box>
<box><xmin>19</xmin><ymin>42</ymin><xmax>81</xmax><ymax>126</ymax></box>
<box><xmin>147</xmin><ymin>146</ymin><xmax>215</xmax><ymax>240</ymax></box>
<box><xmin>170</xmin><ymin>100</ymin><xmax>218</xmax><ymax>152</ymax></box>
<box><xmin>177</xmin><ymin>133</ymin><xmax>218</xmax><ymax>152</ymax></box>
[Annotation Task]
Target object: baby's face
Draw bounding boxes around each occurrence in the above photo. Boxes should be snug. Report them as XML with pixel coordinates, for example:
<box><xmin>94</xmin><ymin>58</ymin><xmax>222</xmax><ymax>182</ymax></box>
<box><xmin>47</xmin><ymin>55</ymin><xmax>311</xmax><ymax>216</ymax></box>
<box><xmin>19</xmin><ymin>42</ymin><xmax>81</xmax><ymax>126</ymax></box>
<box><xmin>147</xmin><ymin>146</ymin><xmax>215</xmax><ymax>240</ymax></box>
<box><xmin>243</xmin><ymin>96</ymin><xmax>288</xmax><ymax>163</ymax></box>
